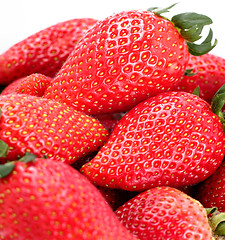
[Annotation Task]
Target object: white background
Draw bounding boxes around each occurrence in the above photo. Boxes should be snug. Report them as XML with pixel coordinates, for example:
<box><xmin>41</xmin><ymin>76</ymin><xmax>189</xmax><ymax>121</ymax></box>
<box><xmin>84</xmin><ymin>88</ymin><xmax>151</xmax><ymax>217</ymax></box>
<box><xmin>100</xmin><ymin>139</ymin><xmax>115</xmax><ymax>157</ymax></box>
<box><xmin>0</xmin><ymin>0</ymin><xmax>224</xmax><ymax>58</ymax></box>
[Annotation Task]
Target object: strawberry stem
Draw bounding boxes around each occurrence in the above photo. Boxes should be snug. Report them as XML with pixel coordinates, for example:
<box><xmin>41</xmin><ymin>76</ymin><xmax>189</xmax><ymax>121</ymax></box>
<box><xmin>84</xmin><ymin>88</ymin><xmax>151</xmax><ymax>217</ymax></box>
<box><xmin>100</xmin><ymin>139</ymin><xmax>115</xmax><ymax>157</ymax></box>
<box><xmin>208</xmin><ymin>208</ymin><xmax>225</xmax><ymax>237</ymax></box>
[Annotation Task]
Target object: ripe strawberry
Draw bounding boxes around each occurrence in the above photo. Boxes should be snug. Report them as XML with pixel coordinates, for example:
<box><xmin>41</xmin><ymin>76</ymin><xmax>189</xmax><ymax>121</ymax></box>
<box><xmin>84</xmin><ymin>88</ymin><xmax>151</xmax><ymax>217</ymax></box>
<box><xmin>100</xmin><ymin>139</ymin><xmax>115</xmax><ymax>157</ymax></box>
<box><xmin>0</xmin><ymin>94</ymin><xmax>108</xmax><ymax>164</ymax></box>
<box><xmin>115</xmin><ymin>186</ymin><xmax>213</xmax><ymax>239</ymax></box>
<box><xmin>0</xmin><ymin>18</ymin><xmax>98</xmax><ymax>85</ymax></box>
<box><xmin>81</xmin><ymin>91</ymin><xmax>225</xmax><ymax>191</ymax></box>
<box><xmin>0</xmin><ymin>156</ymin><xmax>137</xmax><ymax>240</ymax></box>
<box><xmin>44</xmin><ymin>5</ymin><xmax>216</xmax><ymax>115</ymax></box>
<box><xmin>174</xmin><ymin>53</ymin><xmax>225</xmax><ymax>103</ymax></box>
<box><xmin>195</xmin><ymin>161</ymin><xmax>225</xmax><ymax>212</ymax></box>
<box><xmin>1</xmin><ymin>73</ymin><xmax>52</xmax><ymax>96</ymax></box>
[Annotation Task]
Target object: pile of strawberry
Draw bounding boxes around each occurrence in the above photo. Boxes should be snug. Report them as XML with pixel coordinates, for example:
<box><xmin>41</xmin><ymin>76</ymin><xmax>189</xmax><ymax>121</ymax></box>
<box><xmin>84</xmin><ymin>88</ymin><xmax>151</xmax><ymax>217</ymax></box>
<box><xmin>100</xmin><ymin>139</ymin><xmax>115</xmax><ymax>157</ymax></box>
<box><xmin>1</xmin><ymin>4</ymin><xmax>225</xmax><ymax>240</ymax></box>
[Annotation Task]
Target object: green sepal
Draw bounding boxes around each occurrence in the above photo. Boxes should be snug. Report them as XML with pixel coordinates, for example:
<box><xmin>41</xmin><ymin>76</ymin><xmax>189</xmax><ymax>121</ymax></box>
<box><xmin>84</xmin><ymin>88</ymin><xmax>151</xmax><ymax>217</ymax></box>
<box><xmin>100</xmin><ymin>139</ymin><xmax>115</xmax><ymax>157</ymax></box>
<box><xmin>206</xmin><ymin>207</ymin><xmax>218</xmax><ymax>216</ymax></box>
<box><xmin>209</xmin><ymin>209</ymin><xmax>225</xmax><ymax>236</ymax></box>
<box><xmin>18</xmin><ymin>152</ymin><xmax>37</xmax><ymax>163</ymax></box>
<box><xmin>0</xmin><ymin>162</ymin><xmax>15</xmax><ymax>178</ymax></box>
<box><xmin>211</xmin><ymin>84</ymin><xmax>225</xmax><ymax>116</ymax></box>
<box><xmin>184</xmin><ymin>68</ymin><xmax>197</xmax><ymax>76</ymax></box>
<box><xmin>148</xmin><ymin>3</ymin><xmax>217</xmax><ymax>56</ymax></box>
<box><xmin>192</xmin><ymin>86</ymin><xmax>200</xmax><ymax>96</ymax></box>
<box><xmin>0</xmin><ymin>110</ymin><xmax>8</xmax><ymax>158</ymax></box>
<box><xmin>171</xmin><ymin>12</ymin><xmax>213</xmax><ymax>42</ymax></box>
<box><xmin>0</xmin><ymin>140</ymin><xmax>8</xmax><ymax>158</ymax></box>
<box><xmin>0</xmin><ymin>152</ymin><xmax>37</xmax><ymax>178</ymax></box>
<box><xmin>186</xmin><ymin>28</ymin><xmax>217</xmax><ymax>56</ymax></box>
<box><xmin>148</xmin><ymin>3</ymin><xmax>178</xmax><ymax>17</ymax></box>
<box><xmin>211</xmin><ymin>84</ymin><xmax>225</xmax><ymax>132</ymax></box>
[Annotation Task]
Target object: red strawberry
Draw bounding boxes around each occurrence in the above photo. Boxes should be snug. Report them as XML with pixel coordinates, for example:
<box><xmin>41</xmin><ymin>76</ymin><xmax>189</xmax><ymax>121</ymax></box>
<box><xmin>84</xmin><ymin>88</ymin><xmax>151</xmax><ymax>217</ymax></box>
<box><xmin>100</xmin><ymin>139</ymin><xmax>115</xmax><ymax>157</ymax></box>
<box><xmin>44</xmin><ymin>5</ymin><xmax>216</xmax><ymax>115</ymax></box>
<box><xmin>0</xmin><ymin>18</ymin><xmax>97</xmax><ymax>85</ymax></box>
<box><xmin>0</xmin><ymin>156</ymin><xmax>137</xmax><ymax>240</ymax></box>
<box><xmin>196</xmin><ymin>161</ymin><xmax>225</xmax><ymax>212</ymax></box>
<box><xmin>174</xmin><ymin>53</ymin><xmax>225</xmax><ymax>103</ymax></box>
<box><xmin>0</xmin><ymin>94</ymin><xmax>108</xmax><ymax>164</ymax></box>
<box><xmin>81</xmin><ymin>91</ymin><xmax>225</xmax><ymax>191</ymax></box>
<box><xmin>1</xmin><ymin>73</ymin><xmax>51</xmax><ymax>96</ymax></box>
<box><xmin>115</xmin><ymin>186</ymin><xmax>213</xmax><ymax>239</ymax></box>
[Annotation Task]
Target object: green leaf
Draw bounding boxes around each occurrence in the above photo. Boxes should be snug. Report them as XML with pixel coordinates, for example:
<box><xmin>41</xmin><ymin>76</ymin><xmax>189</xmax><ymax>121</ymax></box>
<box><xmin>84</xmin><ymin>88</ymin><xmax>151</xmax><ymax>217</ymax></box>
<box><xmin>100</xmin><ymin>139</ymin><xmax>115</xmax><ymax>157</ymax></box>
<box><xmin>0</xmin><ymin>162</ymin><xmax>15</xmax><ymax>178</ymax></box>
<box><xmin>183</xmin><ymin>68</ymin><xmax>197</xmax><ymax>76</ymax></box>
<box><xmin>211</xmin><ymin>84</ymin><xmax>225</xmax><ymax>116</ymax></box>
<box><xmin>211</xmin><ymin>84</ymin><xmax>225</xmax><ymax>133</ymax></box>
<box><xmin>0</xmin><ymin>140</ymin><xmax>8</xmax><ymax>158</ymax></box>
<box><xmin>179</xmin><ymin>25</ymin><xmax>203</xmax><ymax>42</ymax></box>
<box><xmin>18</xmin><ymin>152</ymin><xmax>37</xmax><ymax>163</ymax></box>
<box><xmin>192</xmin><ymin>86</ymin><xmax>200</xmax><ymax>96</ymax></box>
<box><xmin>209</xmin><ymin>210</ymin><xmax>225</xmax><ymax>235</ymax></box>
<box><xmin>148</xmin><ymin>3</ymin><xmax>216</xmax><ymax>56</ymax></box>
<box><xmin>148</xmin><ymin>3</ymin><xmax>178</xmax><ymax>17</ymax></box>
<box><xmin>172</xmin><ymin>12</ymin><xmax>213</xmax><ymax>42</ymax></box>
<box><xmin>186</xmin><ymin>28</ymin><xmax>217</xmax><ymax>56</ymax></box>
<box><xmin>206</xmin><ymin>207</ymin><xmax>217</xmax><ymax>216</ymax></box>
<box><xmin>172</xmin><ymin>12</ymin><xmax>212</xmax><ymax>31</ymax></box>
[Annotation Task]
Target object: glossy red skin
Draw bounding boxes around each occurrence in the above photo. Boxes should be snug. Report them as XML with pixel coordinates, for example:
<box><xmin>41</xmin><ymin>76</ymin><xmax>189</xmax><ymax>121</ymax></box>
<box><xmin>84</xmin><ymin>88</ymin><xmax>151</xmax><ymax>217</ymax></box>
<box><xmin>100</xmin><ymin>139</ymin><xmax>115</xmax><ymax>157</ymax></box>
<box><xmin>81</xmin><ymin>91</ymin><xmax>225</xmax><ymax>191</ymax></box>
<box><xmin>0</xmin><ymin>18</ymin><xmax>97</xmax><ymax>85</ymax></box>
<box><xmin>196</xmin><ymin>161</ymin><xmax>225</xmax><ymax>212</ymax></box>
<box><xmin>0</xmin><ymin>158</ymin><xmax>136</xmax><ymax>240</ymax></box>
<box><xmin>44</xmin><ymin>10</ymin><xmax>189</xmax><ymax>115</ymax></box>
<box><xmin>174</xmin><ymin>53</ymin><xmax>225</xmax><ymax>103</ymax></box>
<box><xmin>115</xmin><ymin>186</ymin><xmax>213</xmax><ymax>240</ymax></box>
<box><xmin>1</xmin><ymin>73</ymin><xmax>52</xmax><ymax>96</ymax></box>
<box><xmin>0</xmin><ymin>94</ymin><xmax>108</xmax><ymax>164</ymax></box>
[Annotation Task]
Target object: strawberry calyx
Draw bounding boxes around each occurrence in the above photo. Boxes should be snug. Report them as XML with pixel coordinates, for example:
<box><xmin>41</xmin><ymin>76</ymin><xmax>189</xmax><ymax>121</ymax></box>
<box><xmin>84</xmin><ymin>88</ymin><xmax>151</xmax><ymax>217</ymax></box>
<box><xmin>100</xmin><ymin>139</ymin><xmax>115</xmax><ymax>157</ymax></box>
<box><xmin>0</xmin><ymin>140</ymin><xmax>8</xmax><ymax>158</ymax></box>
<box><xmin>207</xmin><ymin>207</ymin><xmax>225</xmax><ymax>238</ymax></box>
<box><xmin>211</xmin><ymin>84</ymin><xmax>225</xmax><ymax>132</ymax></box>
<box><xmin>148</xmin><ymin>3</ymin><xmax>217</xmax><ymax>56</ymax></box>
<box><xmin>192</xmin><ymin>86</ymin><xmax>200</xmax><ymax>96</ymax></box>
<box><xmin>0</xmin><ymin>109</ymin><xmax>8</xmax><ymax>158</ymax></box>
<box><xmin>0</xmin><ymin>148</ymin><xmax>37</xmax><ymax>178</ymax></box>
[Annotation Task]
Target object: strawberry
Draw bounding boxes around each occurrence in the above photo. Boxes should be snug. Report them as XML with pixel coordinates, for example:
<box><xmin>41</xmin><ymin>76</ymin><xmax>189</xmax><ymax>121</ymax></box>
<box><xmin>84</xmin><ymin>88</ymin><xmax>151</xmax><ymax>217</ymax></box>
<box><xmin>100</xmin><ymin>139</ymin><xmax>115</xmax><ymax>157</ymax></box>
<box><xmin>81</xmin><ymin>91</ymin><xmax>225</xmax><ymax>191</ymax></box>
<box><xmin>114</xmin><ymin>186</ymin><xmax>213</xmax><ymax>239</ymax></box>
<box><xmin>0</xmin><ymin>155</ymin><xmax>137</xmax><ymax>240</ymax></box>
<box><xmin>44</xmin><ymin>5</ymin><xmax>216</xmax><ymax>115</ymax></box>
<box><xmin>0</xmin><ymin>18</ymin><xmax>97</xmax><ymax>85</ymax></box>
<box><xmin>195</xmin><ymin>161</ymin><xmax>225</xmax><ymax>212</ymax></box>
<box><xmin>0</xmin><ymin>94</ymin><xmax>108</xmax><ymax>164</ymax></box>
<box><xmin>1</xmin><ymin>73</ymin><xmax>52</xmax><ymax>96</ymax></box>
<box><xmin>173</xmin><ymin>53</ymin><xmax>225</xmax><ymax>104</ymax></box>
